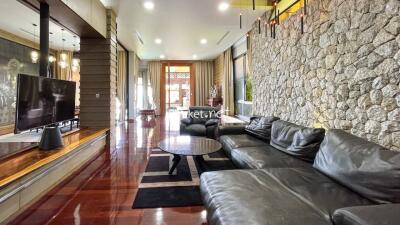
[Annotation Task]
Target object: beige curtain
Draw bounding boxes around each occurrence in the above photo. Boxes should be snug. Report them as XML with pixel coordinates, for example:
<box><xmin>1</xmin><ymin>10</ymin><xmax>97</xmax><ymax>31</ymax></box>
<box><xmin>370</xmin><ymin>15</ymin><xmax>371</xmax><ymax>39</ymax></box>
<box><xmin>246</xmin><ymin>32</ymin><xmax>253</xmax><ymax>78</ymax></box>
<box><xmin>148</xmin><ymin>61</ymin><xmax>161</xmax><ymax>115</ymax></box>
<box><xmin>195</xmin><ymin>61</ymin><xmax>214</xmax><ymax>106</ymax></box>
<box><xmin>222</xmin><ymin>48</ymin><xmax>235</xmax><ymax>116</ymax></box>
<box><xmin>56</xmin><ymin>51</ymin><xmax>73</xmax><ymax>80</ymax></box>
<box><xmin>117</xmin><ymin>51</ymin><xmax>127</xmax><ymax>121</ymax></box>
<box><xmin>132</xmin><ymin>53</ymin><xmax>141</xmax><ymax>117</ymax></box>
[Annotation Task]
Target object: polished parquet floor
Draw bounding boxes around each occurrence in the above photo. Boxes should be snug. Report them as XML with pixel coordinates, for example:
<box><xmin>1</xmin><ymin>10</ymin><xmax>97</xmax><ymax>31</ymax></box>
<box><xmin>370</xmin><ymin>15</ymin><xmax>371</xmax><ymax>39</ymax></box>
<box><xmin>8</xmin><ymin>112</ymin><xmax>208</xmax><ymax>225</ymax></box>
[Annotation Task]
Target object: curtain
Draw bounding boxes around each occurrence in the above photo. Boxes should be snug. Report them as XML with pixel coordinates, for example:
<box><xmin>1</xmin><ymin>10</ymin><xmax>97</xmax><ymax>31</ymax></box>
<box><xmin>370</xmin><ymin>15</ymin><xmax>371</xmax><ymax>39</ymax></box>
<box><xmin>56</xmin><ymin>51</ymin><xmax>73</xmax><ymax>81</ymax></box>
<box><xmin>222</xmin><ymin>48</ymin><xmax>235</xmax><ymax>116</ymax></box>
<box><xmin>117</xmin><ymin>51</ymin><xmax>127</xmax><ymax>121</ymax></box>
<box><xmin>195</xmin><ymin>61</ymin><xmax>214</xmax><ymax>106</ymax></box>
<box><xmin>246</xmin><ymin>32</ymin><xmax>253</xmax><ymax>78</ymax></box>
<box><xmin>148</xmin><ymin>61</ymin><xmax>161</xmax><ymax>115</ymax></box>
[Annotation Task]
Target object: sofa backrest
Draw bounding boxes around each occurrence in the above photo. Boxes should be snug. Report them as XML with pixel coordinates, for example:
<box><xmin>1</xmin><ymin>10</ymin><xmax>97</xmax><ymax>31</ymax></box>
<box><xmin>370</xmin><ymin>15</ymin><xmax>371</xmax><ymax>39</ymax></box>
<box><xmin>270</xmin><ymin>120</ymin><xmax>325</xmax><ymax>161</ymax></box>
<box><xmin>188</xmin><ymin>106</ymin><xmax>218</xmax><ymax>124</ymax></box>
<box><xmin>313</xmin><ymin>129</ymin><xmax>400</xmax><ymax>204</ymax></box>
<box><xmin>245</xmin><ymin>116</ymin><xmax>280</xmax><ymax>142</ymax></box>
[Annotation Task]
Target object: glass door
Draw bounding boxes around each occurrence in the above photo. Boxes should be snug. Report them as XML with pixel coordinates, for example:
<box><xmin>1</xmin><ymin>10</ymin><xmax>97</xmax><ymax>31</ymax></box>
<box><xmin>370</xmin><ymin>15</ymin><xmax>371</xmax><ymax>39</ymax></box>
<box><xmin>165</xmin><ymin>66</ymin><xmax>191</xmax><ymax>112</ymax></box>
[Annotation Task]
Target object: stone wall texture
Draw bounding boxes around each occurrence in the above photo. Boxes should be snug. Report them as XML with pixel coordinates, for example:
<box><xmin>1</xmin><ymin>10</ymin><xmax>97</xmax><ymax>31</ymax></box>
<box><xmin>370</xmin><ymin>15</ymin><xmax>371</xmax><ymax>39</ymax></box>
<box><xmin>251</xmin><ymin>0</ymin><xmax>400</xmax><ymax>150</ymax></box>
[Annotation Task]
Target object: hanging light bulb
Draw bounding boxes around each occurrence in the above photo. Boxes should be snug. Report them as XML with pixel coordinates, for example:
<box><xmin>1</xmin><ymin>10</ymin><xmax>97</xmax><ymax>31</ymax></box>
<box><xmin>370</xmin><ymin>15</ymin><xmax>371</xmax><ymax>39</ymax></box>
<box><xmin>49</xmin><ymin>32</ymin><xmax>56</xmax><ymax>63</ymax></box>
<box><xmin>71</xmin><ymin>37</ymin><xmax>80</xmax><ymax>72</ymax></box>
<box><xmin>30</xmin><ymin>24</ymin><xmax>39</xmax><ymax>63</ymax></box>
<box><xmin>48</xmin><ymin>55</ymin><xmax>56</xmax><ymax>63</ymax></box>
<box><xmin>60</xmin><ymin>51</ymin><xmax>67</xmax><ymax>61</ymax></box>
<box><xmin>58</xmin><ymin>29</ymin><xmax>69</xmax><ymax>69</ymax></box>
<box><xmin>31</xmin><ymin>51</ymin><xmax>39</xmax><ymax>63</ymax></box>
<box><xmin>59</xmin><ymin>60</ymin><xmax>67</xmax><ymax>69</ymax></box>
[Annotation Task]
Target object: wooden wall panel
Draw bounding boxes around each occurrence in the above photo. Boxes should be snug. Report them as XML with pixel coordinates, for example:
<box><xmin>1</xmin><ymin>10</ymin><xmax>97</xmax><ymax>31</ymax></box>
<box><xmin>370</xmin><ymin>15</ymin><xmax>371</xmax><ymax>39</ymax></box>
<box><xmin>79</xmin><ymin>9</ymin><xmax>117</xmax><ymax>129</ymax></box>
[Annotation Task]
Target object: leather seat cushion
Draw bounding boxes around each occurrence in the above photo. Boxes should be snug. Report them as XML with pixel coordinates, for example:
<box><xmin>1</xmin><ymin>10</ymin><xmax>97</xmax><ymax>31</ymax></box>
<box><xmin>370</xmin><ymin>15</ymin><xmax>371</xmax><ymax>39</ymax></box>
<box><xmin>332</xmin><ymin>204</ymin><xmax>400</xmax><ymax>225</ymax></box>
<box><xmin>245</xmin><ymin>116</ymin><xmax>280</xmax><ymax>141</ymax></box>
<box><xmin>200</xmin><ymin>168</ymin><xmax>372</xmax><ymax>225</ymax></box>
<box><xmin>219</xmin><ymin>134</ymin><xmax>268</xmax><ymax>157</ymax></box>
<box><xmin>270</xmin><ymin>120</ymin><xmax>325</xmax><ymax>161</ymax></box>
<box><xmin>184</xmin><ymin>124</ymin><xmax>206</xmax><ymax>136</ymax></box>
<box><xmin>231</xmin><ymin>146</ymin><xmax>311</xmax><ymax>169</ymax></box>
<box><xmin>314</xmin><ymin>129</ymin><xmax>400</xmax><ymax>204</ymax></box>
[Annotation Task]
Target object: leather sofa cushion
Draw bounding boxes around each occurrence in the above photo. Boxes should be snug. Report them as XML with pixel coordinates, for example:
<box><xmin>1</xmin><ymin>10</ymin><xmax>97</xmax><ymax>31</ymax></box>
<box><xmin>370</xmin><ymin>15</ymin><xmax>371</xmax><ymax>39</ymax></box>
<box><xmin>270</xmin><ymin>120</ymin><xmax>325</xmax><ymax>161</ymax></box>
<box><xmin>219</xmin><ymin>134</ymin><xmax>268</xmax><ymax>157</ymax></box>
<box><xmin>332</xmin><ymin>204</ymin><xmax>400</xmax><ymax>225</ymax></box>
<box><xmin>245</xmin><ymin>116</ymin><xmax>280</xmax><ymax>141</ymax></box>
<box><xmin>200</xmin><ymin>168</ymin><xmax>371</xmax><ymax>225</ymax></box>
<box><xmin>314</xmin><ymin>129</ymin><xmax>400</xmax><ymax>204</ymax></box>
<box><xmin>230</xmin><ymin>146</ymin><xmax>311</xmax><ymax>169</ymax></box>
<box><xmin>189</xmin><ymin>106</ymin><xmax>218</xmax><ymax>124</ymax></box>
<box><xmin>182</xmin><ymin>124</ymin><xmax>206</xmax><ymax>136</ymax></box>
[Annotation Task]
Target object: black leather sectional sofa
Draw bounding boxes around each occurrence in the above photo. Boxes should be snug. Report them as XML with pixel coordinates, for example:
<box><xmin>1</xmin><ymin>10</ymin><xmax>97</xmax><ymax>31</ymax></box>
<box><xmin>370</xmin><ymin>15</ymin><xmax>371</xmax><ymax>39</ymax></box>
<box><xmin>200</xmin><ymin>116</ymin><xmax>400</xmax><ymax>225</ymax></box>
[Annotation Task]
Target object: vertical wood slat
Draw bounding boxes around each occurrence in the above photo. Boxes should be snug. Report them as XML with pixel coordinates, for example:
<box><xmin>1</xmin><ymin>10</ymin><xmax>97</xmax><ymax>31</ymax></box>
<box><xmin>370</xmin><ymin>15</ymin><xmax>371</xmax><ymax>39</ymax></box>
<box><xmin>80</xmin><ymin>9</ymin><xmax>117</xmax><ymax>129</ymax></box>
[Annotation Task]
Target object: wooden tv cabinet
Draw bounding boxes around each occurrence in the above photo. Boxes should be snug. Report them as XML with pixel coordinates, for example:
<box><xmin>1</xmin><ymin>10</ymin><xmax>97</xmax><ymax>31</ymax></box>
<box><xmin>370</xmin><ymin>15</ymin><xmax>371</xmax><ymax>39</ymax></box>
<box><xmin>0</xmin><ymin>128</ymin><xmax>109</xmax><ymax>223</ymax></box>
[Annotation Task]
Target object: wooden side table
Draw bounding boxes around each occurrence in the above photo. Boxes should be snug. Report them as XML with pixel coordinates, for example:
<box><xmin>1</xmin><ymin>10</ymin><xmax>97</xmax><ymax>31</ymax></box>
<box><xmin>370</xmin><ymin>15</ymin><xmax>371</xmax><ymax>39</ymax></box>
<box><xmin>139</xmin><ymin>109</ymin><xmax>156</xmax><ymax>119</ymax></box>
<box><xmin>208</xmin><ymin>97</ymin><xmax>223</xmax><ymax>107</ymax></box>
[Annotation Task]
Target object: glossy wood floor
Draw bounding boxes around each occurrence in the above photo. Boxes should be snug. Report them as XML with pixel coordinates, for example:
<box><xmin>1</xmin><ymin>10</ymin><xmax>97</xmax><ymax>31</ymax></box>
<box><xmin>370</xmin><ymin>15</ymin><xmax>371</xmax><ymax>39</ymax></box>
<box><xmin>8</xmin><ymin>112</ymin><xmax>208</xmax><ymax>225</ymax></box>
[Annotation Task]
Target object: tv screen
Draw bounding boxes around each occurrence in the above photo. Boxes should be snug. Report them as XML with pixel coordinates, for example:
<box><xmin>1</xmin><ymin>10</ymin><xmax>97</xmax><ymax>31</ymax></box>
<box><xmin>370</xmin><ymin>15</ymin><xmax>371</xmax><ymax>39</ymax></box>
<box><xmin>15</xmin><ymin>74</ymin><xmax>76</xmax><ymax>133</ymax></box>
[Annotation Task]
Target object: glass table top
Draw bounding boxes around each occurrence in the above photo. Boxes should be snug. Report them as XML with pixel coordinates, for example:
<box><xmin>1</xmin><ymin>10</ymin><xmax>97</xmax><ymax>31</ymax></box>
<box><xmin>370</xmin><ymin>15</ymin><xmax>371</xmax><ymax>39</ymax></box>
<box><xmin>158</xmin><ymin>136</ymin><xmax>222</xmax><ymax>156</ymax></box>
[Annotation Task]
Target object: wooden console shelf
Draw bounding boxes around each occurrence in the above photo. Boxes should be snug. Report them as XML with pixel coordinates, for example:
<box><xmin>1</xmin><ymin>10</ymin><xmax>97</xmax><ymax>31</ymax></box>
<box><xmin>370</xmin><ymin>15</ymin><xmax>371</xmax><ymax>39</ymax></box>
<box><xmin>0</xmin><ymin>128</ymin><xmax>108</xmax><ymax>188</ymax></box>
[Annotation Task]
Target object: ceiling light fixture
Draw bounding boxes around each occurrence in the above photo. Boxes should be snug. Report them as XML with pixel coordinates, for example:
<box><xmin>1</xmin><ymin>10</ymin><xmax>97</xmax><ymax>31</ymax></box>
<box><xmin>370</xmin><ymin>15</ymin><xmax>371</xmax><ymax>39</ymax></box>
<box><xmin>143</xmin><ymin>1</ymin><xmax>154</xmax><ymax>10</ymax></box>
<box><xmin>192</xmin><ymin>54</ymin><xmax>198</xmax><ymax>59</ymax></box>
<box><xmin>155</xmin><ymin>38</ymin><xmax>162</xmax><ymax>44</ymax></box>
<box><xmin>200</xmin><ymin>38</ymin><xmax>208</xmax><ymax>45</ymax></box>
<box><xmin>218</xmin><ymin>2</ymin><xmax>230</xmax><ymax>12</ymax></box>
<box><xmin>160</xmin><ymin>54</ymin><xmax>165</xmax><ymax>59</ymax></box>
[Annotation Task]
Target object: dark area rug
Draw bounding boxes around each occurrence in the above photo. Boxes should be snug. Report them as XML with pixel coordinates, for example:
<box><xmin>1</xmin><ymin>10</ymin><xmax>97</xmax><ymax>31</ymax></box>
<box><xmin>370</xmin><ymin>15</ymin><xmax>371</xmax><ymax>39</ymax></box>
<box><xmin>132</xmin><ymin>148</ymin><xmax>235</xmax><ymax>209</ymax></box>
<box><xmin>132</xmin><ymin>186</ymin><xmax>203</xmax><ymax>208</ymax></box>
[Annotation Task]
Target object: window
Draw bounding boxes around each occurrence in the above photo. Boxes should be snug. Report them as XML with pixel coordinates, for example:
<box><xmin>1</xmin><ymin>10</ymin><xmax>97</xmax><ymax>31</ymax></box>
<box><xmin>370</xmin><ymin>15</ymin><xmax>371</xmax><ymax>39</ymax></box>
<box><xmin>233</xmin><ymin>53</ymin><xmax>252</xmax><ymax>117</ymax></box>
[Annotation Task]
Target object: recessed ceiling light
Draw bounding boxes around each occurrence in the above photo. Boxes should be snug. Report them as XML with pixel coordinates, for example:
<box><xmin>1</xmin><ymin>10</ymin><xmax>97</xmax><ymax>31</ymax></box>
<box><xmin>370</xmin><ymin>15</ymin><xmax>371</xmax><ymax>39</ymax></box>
<box><xmin>160</xmin><ymin>54</ymin><xmax>165</xmax><ymax>59</ymax></box>
<box><xmin>218</xmin><ymin>2</ymin><xmax>230</xmax><ymax>12</ymax></box>
<box><xmin>192</xmin><ymin>54</ymin><xmax>198</xmax><ymax>59</ymax></box>
<box><xmin>144</xmin><ymin>1</ymin><xmax>154</xmax><ymax>10</ymax></box>
<box><xmin>200</xmin><ymin>38</ymin><xmax>208</xmax><ymax>45</ymax></box>
<box><xmin>155</xmin><ymin>38</ymin><xmax>162</xmax><ymax>44</ymax></box>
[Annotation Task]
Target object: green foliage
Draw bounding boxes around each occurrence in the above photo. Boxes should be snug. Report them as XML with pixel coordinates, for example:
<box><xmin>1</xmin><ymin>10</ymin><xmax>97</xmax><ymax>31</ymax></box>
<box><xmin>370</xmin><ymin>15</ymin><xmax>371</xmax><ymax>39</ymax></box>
<box><xmin>245</xmin><ymin>76</ymin><xmax>253</xmax><ymax>101</ymax></box>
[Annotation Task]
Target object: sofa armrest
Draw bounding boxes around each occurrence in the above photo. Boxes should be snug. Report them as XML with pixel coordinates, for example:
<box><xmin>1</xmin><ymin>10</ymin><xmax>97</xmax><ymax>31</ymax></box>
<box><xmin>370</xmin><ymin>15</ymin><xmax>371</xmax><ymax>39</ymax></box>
<box><xmin>205</xmin><ymin>119</ymin><xmax>219</xmax><ymax>127</ymax></box>
<box><xmin>181</xmin><ymin>118</ymin><xmax>191</xmax><ymax>125</ymax></box>
<box><xmin>333</xmin><ymin>204</ymin><xmax>400</xmax><ymax>225</ymax></box>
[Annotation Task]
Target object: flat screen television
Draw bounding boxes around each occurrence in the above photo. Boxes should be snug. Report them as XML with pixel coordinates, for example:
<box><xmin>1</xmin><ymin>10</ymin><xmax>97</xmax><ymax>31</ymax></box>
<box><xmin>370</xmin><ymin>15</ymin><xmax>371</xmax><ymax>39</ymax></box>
<box><xmin>15</xmin><ymin>74</ymin><xmax>76</xmax><ymax>133</ymax></box>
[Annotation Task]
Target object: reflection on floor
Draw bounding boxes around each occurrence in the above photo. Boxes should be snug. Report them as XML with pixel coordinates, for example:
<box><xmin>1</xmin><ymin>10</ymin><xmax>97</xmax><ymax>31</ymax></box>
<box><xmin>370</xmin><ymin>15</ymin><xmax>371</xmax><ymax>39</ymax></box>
<box><xmin>8</xmin><ymin>112</ymin><xmax>208</xmax><ymax>225</ymax></box>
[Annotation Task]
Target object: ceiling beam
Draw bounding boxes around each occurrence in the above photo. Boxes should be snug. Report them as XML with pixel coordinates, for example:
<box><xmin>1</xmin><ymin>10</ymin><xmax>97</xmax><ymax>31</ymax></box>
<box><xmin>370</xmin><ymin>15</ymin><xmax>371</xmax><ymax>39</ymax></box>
<box><xmin>17</xmin><ymin>0</ymin><xmax>104</xmax><ymax>38</ymax></box>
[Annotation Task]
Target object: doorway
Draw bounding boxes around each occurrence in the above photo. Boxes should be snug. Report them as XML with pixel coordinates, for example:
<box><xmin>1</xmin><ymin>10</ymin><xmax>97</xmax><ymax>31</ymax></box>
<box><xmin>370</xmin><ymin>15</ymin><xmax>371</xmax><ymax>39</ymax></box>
<box><xmin>161</xmin><ymin>62</ymin><xmax>195</xmax><ymax>115</ymax></box>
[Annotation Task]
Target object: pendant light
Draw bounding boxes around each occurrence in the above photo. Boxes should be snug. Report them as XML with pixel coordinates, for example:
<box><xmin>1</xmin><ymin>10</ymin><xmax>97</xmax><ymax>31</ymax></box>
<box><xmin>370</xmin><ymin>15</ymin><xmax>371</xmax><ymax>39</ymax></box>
<box><xmin>48</xmin><ymin>32</ymin><xmax>56</xmax><ymax>63</ymax></box>
<box><xmin>239</xmin><ymin>0</ymin><xmax>242</xmax><ymax>29</ymax></box>
<box><xmin>71</xmin><ymin>36</ymin><xmax>80</xmax><ymax>72</ymax></box>
<box><xmin>58</xmin><ymin>29</ymin><xmax>68</xmax><ymax>69</ymax></box>
<box><xmin>264</xmin><ymin>0</ymin><xmax>268</xmax><ymax>37</ymax></box>
<box><xmin>30</xmin><ymin>23</ymin><xmax>39</xmax><ymax>63</ymax></box>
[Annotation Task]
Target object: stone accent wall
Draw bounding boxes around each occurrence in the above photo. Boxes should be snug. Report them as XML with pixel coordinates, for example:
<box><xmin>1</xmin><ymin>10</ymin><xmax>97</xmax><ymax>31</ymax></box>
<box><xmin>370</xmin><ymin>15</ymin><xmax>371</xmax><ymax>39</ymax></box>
<box><xmin>251</xmin><ymin>0</ymin><xmax>400</xmax><ymax>150</ymax></box>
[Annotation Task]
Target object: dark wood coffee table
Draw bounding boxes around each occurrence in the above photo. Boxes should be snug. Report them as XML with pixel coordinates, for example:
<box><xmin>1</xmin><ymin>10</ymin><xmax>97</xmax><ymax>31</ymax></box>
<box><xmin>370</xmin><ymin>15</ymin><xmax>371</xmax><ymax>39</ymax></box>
<box><xmin>158</xmin><ymin>136</ymin><xmax>222</xmax><ymax>174</ymax></box>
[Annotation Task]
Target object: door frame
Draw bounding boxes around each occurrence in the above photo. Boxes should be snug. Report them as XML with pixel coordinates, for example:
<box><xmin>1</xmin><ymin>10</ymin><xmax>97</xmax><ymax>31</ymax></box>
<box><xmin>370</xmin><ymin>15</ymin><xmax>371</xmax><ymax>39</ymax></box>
<box><xmin>160</xmin><ymin>61</ymin><xmax>196</xmax><ymax>116</ymax></box>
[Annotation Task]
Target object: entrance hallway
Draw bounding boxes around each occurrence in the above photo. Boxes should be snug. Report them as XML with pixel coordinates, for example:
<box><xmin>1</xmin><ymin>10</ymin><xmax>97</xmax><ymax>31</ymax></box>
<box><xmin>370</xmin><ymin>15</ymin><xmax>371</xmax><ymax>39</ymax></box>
<box><xmin>8</xmin><ymin>113</ymin><xmax>208</xmax><ymax>225</ymax></box>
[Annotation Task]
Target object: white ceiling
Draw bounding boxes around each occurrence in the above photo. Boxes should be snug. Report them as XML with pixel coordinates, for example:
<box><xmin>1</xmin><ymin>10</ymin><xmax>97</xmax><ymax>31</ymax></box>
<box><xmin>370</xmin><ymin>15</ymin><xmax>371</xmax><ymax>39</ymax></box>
<box><xmin>0</xmin><ymin>0</ymin><xmax>79</xmax><ymax>51</ymax></box>
<box><xmin>101</xmin><ymin>0</ymin><xmax>265</xmax><ymax>60</ymax></box>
